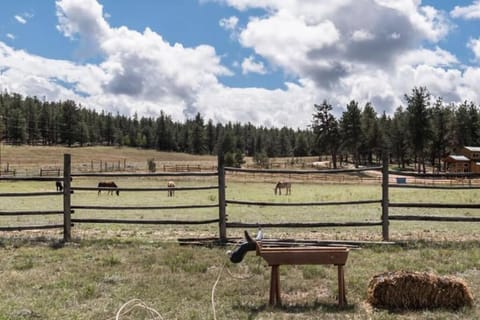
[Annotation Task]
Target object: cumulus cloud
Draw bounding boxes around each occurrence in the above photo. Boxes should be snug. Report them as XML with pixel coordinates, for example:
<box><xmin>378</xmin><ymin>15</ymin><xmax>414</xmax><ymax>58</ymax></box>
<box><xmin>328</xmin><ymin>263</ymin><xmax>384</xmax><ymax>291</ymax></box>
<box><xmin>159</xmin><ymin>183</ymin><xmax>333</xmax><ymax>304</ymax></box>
<box><xmin>468</xmin><ymin>38</ymin><xmax>480</xmax><ymax>61</ymax></box>
<box><xmin>236</xmin><ymin>0</ymin><xmax>452</xmax><ymax>88</ymax></box>
<box><xmin>451</xmin><ymin>1</ymin><xmax>480</xmax><ymax>20</ymax></box>
<box><xmin>196</xmin><ymin>81</ymin><xmax>321</xmax><ymax>128</ymax></box>
<box><xmin>219</xmin><ymin>16</ymin><xmax>239</xmax><ymax>31</ymax></box>
<box><xmin>397</xmin><ymin>47</ymin><xmax>458</xmax><ymax>67</ymax></box>
<box><xmin>241</xmin><ymin>56</ymin><xmax>267</xmax><ymax>74</ymax></box>
<box><xmin>1</xmin><ymin>0</ymin><xmax>480</xmax><ymax>129</ymax></box>
<box><xmin>218</xmin><ymin>0</ymin><xmax>475</xmax><ymax>116</ymax></box>
<box><xmin>54</xmin><ymin>0</ymin><xmax>231</xmax><ymax>119</ymax></box>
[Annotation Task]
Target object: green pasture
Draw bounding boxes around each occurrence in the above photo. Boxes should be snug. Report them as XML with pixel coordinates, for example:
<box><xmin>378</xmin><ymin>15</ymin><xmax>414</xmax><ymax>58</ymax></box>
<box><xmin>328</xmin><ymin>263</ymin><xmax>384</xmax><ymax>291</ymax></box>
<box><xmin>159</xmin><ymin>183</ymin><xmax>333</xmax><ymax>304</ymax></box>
<box><xmin>0</xmin><ymin>178</ymin><xmax>480</xmax><ymax>319</ymax></box>
<box><xmin>1</xmin><ymin>177</ymin><xmax>480</xmax><ymax>242</ymax></box>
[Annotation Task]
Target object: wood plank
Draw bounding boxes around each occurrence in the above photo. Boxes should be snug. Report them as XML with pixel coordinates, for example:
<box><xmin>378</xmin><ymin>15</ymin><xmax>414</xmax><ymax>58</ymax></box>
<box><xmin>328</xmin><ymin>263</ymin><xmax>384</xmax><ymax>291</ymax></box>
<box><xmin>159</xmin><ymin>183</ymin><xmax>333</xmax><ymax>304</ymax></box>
<box><xmin>259</xmin><ymin>251</ymin><xmax>349</xmax><ymax>265</ymax></box>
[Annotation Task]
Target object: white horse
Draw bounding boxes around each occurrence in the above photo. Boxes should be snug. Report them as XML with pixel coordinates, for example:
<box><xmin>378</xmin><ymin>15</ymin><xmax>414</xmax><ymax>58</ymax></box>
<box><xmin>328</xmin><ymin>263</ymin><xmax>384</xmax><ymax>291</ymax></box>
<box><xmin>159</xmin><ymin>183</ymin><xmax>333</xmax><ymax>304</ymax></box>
<box><xmin>167</xmin><ymin>181</ymin><xmax>175</xmax><ymax>197</ymax></box>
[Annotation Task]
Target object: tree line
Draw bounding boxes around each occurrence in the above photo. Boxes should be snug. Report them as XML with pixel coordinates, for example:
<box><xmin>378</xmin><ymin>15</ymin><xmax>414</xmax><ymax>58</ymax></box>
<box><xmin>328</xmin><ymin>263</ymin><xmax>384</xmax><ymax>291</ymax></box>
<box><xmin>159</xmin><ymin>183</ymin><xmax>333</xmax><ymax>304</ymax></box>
<box><xmin>0</xmin><ymin>87</ymin><xmax>478</xmax><ymax>171</ymax></box>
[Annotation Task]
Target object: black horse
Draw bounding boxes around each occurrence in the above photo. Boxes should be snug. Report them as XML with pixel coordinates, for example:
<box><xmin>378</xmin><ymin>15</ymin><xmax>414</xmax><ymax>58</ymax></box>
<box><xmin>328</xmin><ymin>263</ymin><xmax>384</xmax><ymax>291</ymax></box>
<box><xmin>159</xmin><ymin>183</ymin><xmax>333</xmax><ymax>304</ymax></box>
<box><xmin>55</xmin><ymin>181</ymin><xmax>63</xmax><ymax>192</ymax></box>
<box><xmin>229</xmin><ymin>231</ymin><xmax>258</xmax><ymax>263</ymax></box>
<box><xmin>98</xmin><ymin>181</ymin><xmax>120</xmax><ymax>196</ymax></box>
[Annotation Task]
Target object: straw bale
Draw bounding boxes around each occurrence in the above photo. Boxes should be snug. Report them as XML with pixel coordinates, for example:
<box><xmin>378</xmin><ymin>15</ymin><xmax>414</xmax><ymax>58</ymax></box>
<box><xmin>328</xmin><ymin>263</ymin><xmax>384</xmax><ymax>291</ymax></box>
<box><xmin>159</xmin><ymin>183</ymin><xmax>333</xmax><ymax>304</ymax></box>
<box><xmin>367</xmin><ymin>271</ymin><xmax>473</xmax><ymax>310</ymax></box>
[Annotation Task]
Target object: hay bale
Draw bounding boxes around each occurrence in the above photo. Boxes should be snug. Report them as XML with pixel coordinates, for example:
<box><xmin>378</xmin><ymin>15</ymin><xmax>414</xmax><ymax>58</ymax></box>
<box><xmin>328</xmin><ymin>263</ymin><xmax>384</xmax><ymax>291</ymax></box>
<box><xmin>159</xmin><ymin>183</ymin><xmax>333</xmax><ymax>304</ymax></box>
<box><xmin>367</xmin><ymin>271</ymin><xmax>473</xmax><ymax>310</ymax></box>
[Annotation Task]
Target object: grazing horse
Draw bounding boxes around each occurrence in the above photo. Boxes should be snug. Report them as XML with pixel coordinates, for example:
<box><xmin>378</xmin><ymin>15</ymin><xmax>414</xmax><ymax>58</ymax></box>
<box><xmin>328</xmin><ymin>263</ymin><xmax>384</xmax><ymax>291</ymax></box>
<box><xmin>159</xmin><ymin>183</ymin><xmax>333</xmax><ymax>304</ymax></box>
<box><xmin>55</xmin><ymin>181</ymin><xmax>63</xmax><ymax>192</ymax></box>
<box><xmin>229</xmin><ymin>231</ymin><xmax>258</xmax><ymax>263</ymax></box>
<box><xmin>274</xmin><ymin>181</ymin><xmax>291</xmax><ymax>195</ymax></box>
<box><xmin>167</xmin><ymin>181</ymin><xmax>175</xmax><ymax>197</ymax></box>
<box><xmin>98</xmin><ymin>181</ymin><xmax>119</xmax><ymax>196</ymax></box>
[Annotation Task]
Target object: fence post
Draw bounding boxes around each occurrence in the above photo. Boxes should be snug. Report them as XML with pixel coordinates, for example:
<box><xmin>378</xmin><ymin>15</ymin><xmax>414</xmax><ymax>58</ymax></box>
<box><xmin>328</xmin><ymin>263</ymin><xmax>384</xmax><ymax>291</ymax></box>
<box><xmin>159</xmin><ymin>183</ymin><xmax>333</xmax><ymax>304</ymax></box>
<box><xmin>381</xmin><ymin>151</ymin><xmax>389</xmax><ymax>241</ymax></box>
<box><xmin>63</xmin><ymin>154</ymin><xmax>72</xmax><ymax>242</ymax></box>
<box><xmin>218</xmin><ymin>152</ymin><xmax>227</xmax><ymax>243</ymax></box>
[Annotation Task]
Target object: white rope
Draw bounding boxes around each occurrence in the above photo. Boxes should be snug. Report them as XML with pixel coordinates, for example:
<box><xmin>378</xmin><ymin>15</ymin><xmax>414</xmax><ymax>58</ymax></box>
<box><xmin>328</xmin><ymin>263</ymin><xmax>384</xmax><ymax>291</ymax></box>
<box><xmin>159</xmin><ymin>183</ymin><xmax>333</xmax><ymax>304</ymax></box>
<box><xmin>113</xmin><ymin>298</ymin><xmax>163</xmax><ymax>320</ymax></box>
<box><xmin>211</xmin><ymin>238</ymin><xmax>264</xmax><ymax>319</ymax></box>
<box><xmin>211</xmin><ymin>263</ymin><xmax>226</xmax><ymax>320</ymax></box>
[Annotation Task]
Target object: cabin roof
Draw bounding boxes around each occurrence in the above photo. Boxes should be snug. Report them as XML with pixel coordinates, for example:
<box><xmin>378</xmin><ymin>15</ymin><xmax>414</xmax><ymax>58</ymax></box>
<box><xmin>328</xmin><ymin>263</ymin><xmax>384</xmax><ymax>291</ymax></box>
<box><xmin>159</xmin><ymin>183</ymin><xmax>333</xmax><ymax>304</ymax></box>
<box><xmin>463</xmin><ymin>146</ymin><xmax>480</xmax><ymax>152</ymax></box>
<box><xmin>447</xmin><ymin>155</ymin><xmax>470</xmax><ymax>161</ymax></box>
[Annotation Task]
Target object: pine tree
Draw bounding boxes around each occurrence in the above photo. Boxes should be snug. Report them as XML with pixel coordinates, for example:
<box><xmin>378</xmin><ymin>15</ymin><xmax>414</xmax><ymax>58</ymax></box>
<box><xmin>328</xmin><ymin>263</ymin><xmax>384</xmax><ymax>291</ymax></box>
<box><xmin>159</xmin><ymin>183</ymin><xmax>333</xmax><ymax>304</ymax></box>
<box><xmin>312</xmin><ymin>101</ymin><xmax>341</xmax><ymax>168</ymax></box>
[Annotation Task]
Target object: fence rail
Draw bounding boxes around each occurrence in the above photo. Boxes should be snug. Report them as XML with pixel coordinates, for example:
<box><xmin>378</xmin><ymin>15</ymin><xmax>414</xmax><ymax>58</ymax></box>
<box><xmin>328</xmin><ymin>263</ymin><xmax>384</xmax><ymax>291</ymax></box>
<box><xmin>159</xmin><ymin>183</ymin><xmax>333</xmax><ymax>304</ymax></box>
<box><xmin>73</xmin><ymin>186</ymin><xmax>218</xmax><ymax>192</ymax></box>
<box><xmin>0</xmin><ymin>191</ymin><xmax>61</xmax><ymax>197</ymax></box>
<box><xmin>0</xmin><ymin>210</ymin><xmax>65</xmax><ymax>216</ymax></box>
<box><xmin>71</xmin><ymin>204</ymin><xmax>219</xmax><ymax>210</ymax></box>
<box><xmin>227</xmin><ymin>221</ymin><xmax>383</xmax><ymax>228</ymax></box>
<box><xmin>389</xmin><ymin>184</ymin><xmax>480</xmax><ymax>190</ymax></box>
<box><xmin>71</xmin><ymin>218</ymin><xmax>219</xmax><ymax>225</ymax></box>
<box><xmin>73</xmin><ymin>172</ymin><xmax>217</xmax><ymax>177</ymax></box>
<box><xmin>226</xmin><ymin>199</ymin><xmax>381</xmax><ymax>207</ymax></box>
<box><xmin>0</xmin><ymin>224</ymin><xmax>65</xmax><ymax>231</ymax></box>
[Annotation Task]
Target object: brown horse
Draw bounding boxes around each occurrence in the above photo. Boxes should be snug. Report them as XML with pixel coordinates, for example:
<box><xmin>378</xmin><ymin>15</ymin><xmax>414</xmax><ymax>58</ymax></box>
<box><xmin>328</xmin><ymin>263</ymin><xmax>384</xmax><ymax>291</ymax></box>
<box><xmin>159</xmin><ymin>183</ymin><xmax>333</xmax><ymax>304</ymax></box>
<box><xmin>274</xmin><ymin>181</ymin><xmax>291</xmax><ymax>195</ymax></box>
<box><xmin>55</xmin><ymin>181</ymin><xmax>63</xmax><ymax>192</ymax></box>
<box><xmin>98</xmin><ymin>181</ymin><xmax>119</xmax><ymax>196</ymax></box>
<box><xmin>167</xmin><ymin>181</ymin><xmax>175</xmax><ymax>197</ymax></box>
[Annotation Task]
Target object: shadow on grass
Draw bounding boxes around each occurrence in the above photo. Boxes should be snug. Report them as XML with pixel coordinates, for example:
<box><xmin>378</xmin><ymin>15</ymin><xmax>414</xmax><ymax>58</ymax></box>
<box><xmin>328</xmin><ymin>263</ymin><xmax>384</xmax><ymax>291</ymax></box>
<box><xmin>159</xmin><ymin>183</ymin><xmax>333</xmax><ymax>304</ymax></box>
<box><xmin>395</xmin><ymin>239</ymin><xmax>480</xmax><ymax>250</ymax></box>
<box><xmin>0</xmin><ymin>235</ymin><xmax>65</xmax><ymax>249</ymax></box>
<box><xmin>233</xmin><ymin>301</ymin><xmax>356</xmax><ymax>319</ymax></box>
<box><xmin>1</xmin><ymin>234</ymin><xmax>479</xmax><ymax>252</ymax></box>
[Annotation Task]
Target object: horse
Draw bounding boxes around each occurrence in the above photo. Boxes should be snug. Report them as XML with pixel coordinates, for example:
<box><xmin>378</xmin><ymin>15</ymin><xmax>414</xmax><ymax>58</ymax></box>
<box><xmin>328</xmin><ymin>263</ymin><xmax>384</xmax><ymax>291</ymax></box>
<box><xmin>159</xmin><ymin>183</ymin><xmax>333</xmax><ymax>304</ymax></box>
<box><xmin>55</xmin><ymin>181</ymin><xmax>63</xmax><ymax>192</ymax></box>
<box><xmin>167</xmin><ymin>181</ymin><xmax>175</xmax><ymax>197</ymax></box>
<box><xmin>274</xmin><ymin>181</ymin><xmax>291</xmax><ymax>195</ymax></box>
<box><xmin>98</xmin><ymin>181</ymin><xmax>119</xmax><ymax>196</ymax></box>
<box><xmin>229</xmin><ymin>231</ymin><xmax>258</xmax><ymax>263</ymax></box>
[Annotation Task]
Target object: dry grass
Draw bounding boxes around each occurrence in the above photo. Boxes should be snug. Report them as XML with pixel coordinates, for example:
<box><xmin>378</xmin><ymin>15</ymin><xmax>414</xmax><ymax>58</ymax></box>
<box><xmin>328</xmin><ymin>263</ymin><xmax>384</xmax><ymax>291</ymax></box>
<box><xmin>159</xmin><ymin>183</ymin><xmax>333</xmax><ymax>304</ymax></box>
<box><xmin>0</xmin><ymin>145</ymin><xmax>217</xmax><ymax>174</ymax></box>
<box><xmin>0</xmin><ymin>146</ymin><xmax>479</xmax><ymax>319</ymax></box>
<box><xmin>0</xmin><ymin>236</ymin><xmax>478</xmax><ymax>319</ymax></box>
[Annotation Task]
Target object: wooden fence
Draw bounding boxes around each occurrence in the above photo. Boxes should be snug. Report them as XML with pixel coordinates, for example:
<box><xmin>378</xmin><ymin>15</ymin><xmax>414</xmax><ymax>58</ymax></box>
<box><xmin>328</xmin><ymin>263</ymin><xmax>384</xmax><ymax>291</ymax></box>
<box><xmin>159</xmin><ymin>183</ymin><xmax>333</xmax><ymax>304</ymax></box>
<box><xmin>40</xmin><ymin>168</ymin><xmax>61</xmax><ymax>176</ymax></box>
<box><xmin>222</xmin><ymin>164</ymin><xmax>385</xmax><ymax>238</ymax></box>
<box><xmin>0</xmin><ymin>175</ymin><xmax>64</xmax><ymax>232</ymax></box>
<box><xmin>1</xmin><ymin>154</ymin><xmax>480</xmax><ymax>242</ymax></box>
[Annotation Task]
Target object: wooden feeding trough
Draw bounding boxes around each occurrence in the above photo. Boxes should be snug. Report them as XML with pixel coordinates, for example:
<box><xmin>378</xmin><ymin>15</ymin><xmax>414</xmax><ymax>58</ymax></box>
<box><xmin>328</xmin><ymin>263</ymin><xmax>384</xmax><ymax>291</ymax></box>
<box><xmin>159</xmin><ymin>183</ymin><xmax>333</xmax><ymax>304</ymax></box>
<box><xmin>256</xmin><ymin>242</ymin><xmax>350</xmax><ymax>307</ymax></box>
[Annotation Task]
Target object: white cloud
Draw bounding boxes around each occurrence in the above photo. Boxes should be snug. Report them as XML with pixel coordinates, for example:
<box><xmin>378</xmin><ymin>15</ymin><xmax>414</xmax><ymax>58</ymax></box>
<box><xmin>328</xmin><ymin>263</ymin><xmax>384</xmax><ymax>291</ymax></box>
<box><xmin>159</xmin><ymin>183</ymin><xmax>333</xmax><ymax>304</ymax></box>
<box><xmin>14</xmin><ymin>12</ymin><xmax>34</xmax><ymax>25</ymax></box>
<box><xmin>219</xmin><ymin>16</ymin><xmax>240</xmax><ymax>39</ymax></box>
<box><xmin>6</xmin><ymin>34</ymin><xmax>15</xmax><ymax>40</ymax></box>
<box><xmin>219</xmin><ymin>16</ymin><xmax>238</xmax><ymax>31</ymax></box>
<box><xmin>351</xmin><ymin>29</ymin><xmax>375</xmax><ymax>42</ymax></box>
<box><xmin>1</xmin><ymin>0</ymin><xmax>480</xmax><ymax>129</ymax></box>
<box><xmin>14</xmin><ymin>15</ymin><xmax>27</xmax><ymax>24</ymax></box>
<box><xmin>196</xmin><ymin>81</ymin><xmax>320</xmax><ymax>128</ymax></box>
<box><xmin>2</xmin><ymin>0</ymin><xmax>232</xmax><ymax>122</ymax></box>
<box><xmin>397</xmin><ymin>47</ymin><xmax>458</xmax><ymax>67</ymax></box>
<box><xmin>241</xmin><ymin>56</ymin><xmax>267</xmax><ymax>74</ymax></box>
<box><xmin>239</xmin><ymin>10</ymin><xmax>340</xmax><ymax>82</ymax></box>
<box><xmin>234</xmin><ymin>0</ymin><xmax>453</xmax><ymax>90</ymax></box>
<box><xmin>468</xmin><ymin>38</ymin><xmax>480</xmax><ymax>61</ymax></box>
<box><xmin>451</xmin><ymin>1</ymin><xmax>480</xmax><ymax>20</ymax></box>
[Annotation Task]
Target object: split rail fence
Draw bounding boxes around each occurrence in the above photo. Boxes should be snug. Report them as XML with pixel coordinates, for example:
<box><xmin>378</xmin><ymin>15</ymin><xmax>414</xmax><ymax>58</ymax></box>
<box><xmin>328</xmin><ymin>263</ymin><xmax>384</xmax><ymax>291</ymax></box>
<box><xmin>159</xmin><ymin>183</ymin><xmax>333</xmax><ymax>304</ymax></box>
<box><xmin>1</xmin><ymin>154</ymin><xmax>480</xmax><ymax>243</ymax></box>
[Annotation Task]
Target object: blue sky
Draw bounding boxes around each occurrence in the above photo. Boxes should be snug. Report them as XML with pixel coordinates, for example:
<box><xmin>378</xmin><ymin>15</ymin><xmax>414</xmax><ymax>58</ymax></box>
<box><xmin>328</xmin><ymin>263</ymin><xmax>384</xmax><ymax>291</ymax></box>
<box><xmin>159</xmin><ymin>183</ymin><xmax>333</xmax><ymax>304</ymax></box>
<box><xmin>1</xmin><ymin>0</ymin><xmax>480</xmax><ymax>128</ymax></box>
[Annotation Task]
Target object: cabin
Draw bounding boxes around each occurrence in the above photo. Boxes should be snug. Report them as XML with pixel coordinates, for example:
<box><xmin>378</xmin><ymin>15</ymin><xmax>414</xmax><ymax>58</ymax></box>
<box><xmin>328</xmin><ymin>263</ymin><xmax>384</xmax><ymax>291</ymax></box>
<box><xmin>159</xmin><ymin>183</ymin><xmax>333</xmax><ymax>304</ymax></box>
<box><xmin>444</xmin><ymin>155</ymin><xmax>470</xmax><ymax>173</ymax></box>
<box><xmin>444</xmin><ymin>146</ymin><xmax>480</xmax><ymax>173</ymax></box>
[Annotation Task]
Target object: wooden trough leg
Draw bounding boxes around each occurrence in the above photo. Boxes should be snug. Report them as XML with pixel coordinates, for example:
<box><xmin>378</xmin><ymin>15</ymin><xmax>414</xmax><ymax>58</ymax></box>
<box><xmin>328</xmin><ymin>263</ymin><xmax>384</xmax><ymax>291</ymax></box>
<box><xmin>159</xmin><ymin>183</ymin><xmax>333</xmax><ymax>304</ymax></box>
<box><xmin>337</xmin><ymin>264</ymin><xmax>346</xmax><ymax>307</ymax></box>
<box><xmin>269</xmin><ymin>265</ymin><xmax>281</xmax><ymax>307</ymax></box>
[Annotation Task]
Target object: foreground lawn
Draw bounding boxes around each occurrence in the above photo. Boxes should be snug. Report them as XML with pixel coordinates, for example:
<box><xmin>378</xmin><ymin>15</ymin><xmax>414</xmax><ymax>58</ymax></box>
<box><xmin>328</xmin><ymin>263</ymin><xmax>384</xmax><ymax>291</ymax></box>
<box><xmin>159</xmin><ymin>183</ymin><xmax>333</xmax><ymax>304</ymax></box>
<box><xmin>1</xmin><ymin>176</ymin><xmax>479</xmax><ymax>319</ymax></box>
<box><xmin>0</xmin><ymin>236</ymin><xmax>478</xmax><ymax>319</ymax></box>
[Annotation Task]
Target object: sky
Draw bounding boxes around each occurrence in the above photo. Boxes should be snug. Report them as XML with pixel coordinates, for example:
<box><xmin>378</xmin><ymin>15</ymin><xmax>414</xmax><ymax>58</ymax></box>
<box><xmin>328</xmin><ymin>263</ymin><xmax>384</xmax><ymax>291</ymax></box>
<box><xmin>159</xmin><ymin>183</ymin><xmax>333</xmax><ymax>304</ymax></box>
<box><xmin>0</xmin><ymin>0</ymin><xmax>480</xmax><ymax>129</ymax></box>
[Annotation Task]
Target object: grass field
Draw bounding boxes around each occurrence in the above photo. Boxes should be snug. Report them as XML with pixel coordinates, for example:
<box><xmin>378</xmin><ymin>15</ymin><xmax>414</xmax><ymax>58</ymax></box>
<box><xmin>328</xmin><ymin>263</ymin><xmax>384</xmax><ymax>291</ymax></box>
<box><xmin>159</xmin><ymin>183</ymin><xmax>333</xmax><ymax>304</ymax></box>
<box><xmin>0</xmin><ymin>146</ymin><xmax>479</xmax><ymax>319</ymax></box>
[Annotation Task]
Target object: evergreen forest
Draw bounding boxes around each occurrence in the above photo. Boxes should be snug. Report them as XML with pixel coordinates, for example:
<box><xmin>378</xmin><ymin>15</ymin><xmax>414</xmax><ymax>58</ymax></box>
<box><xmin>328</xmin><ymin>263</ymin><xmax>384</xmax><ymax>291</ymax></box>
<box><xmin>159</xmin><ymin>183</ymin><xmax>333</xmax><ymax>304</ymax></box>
<box><xmin>0</xmin><ymin>86</ymin><xmax>479</xmax><ymax>171</ymax></box>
